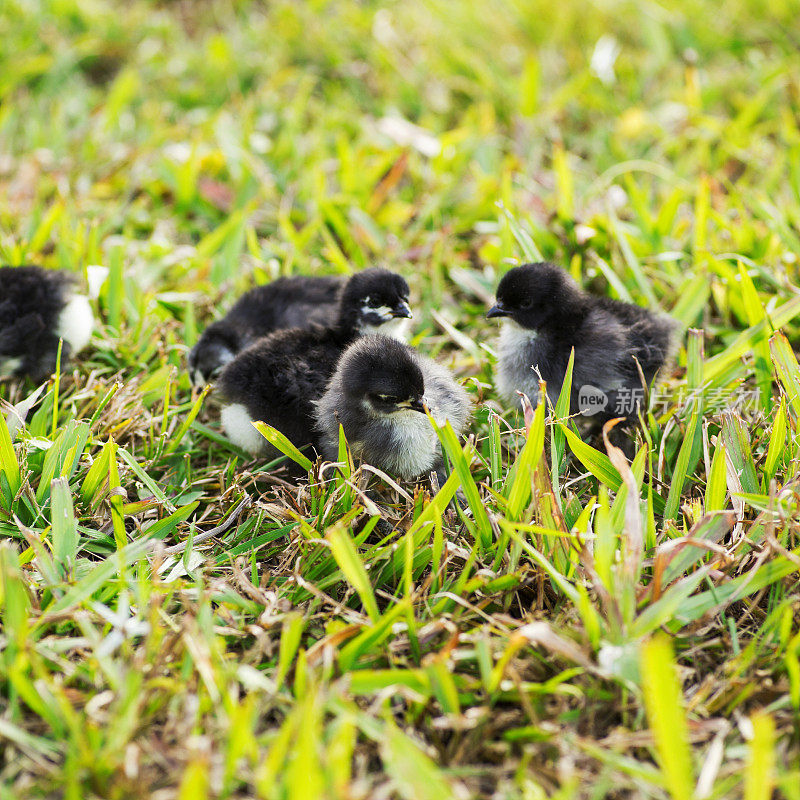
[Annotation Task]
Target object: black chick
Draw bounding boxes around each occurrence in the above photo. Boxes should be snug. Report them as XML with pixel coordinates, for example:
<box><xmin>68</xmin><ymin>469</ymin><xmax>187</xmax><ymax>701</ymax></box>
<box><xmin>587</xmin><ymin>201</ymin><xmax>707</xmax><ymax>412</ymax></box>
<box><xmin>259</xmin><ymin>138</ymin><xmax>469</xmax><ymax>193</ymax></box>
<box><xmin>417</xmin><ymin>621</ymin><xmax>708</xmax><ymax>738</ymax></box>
<box><xmin>0</xmin><ymin>265</ymin><xmax>94</xmax><ymax>382</ymax></box>
<box><xmin>217</xmin><ymin>269</ymin><xmax>412</xmax><ymax>459</ymax></box>
<box><xmin>487</xmin><ymin>262</ymin><xmax>675</xmax><ymax>422</ymax></box>
<box><xmin>315</xmin><ymin>335</ymin><xmax>471</xmax><ymax>480</ymax></box>
<box><xmin>189</xmin><ymin>269</ymin><xmax>412</xmax><ymax>385</ymax></box>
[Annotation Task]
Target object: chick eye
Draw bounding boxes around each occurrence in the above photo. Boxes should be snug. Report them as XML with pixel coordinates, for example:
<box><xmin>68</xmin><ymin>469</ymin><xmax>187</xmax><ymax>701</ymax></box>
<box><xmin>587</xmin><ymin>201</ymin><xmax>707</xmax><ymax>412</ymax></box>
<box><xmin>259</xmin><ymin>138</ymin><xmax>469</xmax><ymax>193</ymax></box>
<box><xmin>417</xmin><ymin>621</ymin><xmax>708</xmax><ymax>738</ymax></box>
<box><xmin>520</xmin><ymin>298</ymin><xmax>535</xmax><ymax>309</ymax></box>
<box><xmin>375</xmin><ymin>393</ymin><xmax>398</xmax><ymax>403</ymax></box>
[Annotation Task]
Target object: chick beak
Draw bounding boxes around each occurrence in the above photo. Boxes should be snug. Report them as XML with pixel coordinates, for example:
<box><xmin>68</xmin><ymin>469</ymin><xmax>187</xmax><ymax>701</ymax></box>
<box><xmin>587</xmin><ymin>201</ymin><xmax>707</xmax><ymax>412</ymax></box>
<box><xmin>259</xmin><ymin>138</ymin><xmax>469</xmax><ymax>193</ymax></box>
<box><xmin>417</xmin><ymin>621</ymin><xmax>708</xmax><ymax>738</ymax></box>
<box><xmin>408</xmin><ymin>398</ymin><xmax>427</xmax><ymax>414</ymax></box>
<box><xmin>487</xmin><ymin>303</ymin><xmax>510</xmax><ymax>319</ymax></box>
<box><xmin>392</xmin><ymin>300</ymin><xmax>413</xmax><ymax>319</ymax></box>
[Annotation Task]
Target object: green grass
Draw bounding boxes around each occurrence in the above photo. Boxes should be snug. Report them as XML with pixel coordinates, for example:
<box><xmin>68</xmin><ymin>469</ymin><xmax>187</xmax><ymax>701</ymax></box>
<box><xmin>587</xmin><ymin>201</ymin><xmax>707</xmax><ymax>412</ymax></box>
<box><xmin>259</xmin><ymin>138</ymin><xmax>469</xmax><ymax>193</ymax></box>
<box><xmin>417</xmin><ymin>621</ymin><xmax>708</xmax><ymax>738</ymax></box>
<box><xmin>2</xmin><ymin>0</ymin><xmax>800</xmax><ymax>797</ymax></box>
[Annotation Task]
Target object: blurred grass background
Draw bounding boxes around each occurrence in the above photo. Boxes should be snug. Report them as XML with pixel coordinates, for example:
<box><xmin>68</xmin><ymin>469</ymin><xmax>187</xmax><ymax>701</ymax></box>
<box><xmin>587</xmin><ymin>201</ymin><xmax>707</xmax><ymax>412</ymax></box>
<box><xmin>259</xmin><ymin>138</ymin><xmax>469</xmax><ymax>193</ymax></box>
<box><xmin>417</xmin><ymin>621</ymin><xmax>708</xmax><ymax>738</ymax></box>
<box><xmin>2</xmin><ymin>0</ymin><xmax>800</xmax><ymax>797</ymax></box>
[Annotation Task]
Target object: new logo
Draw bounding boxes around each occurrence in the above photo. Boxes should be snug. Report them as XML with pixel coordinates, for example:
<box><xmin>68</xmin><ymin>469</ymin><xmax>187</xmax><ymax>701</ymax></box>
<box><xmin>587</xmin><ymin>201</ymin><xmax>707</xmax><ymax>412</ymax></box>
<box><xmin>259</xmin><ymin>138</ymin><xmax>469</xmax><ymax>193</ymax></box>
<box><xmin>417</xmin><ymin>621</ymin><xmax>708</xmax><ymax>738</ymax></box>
<box><xmin>578</xmin><ymin>385</ymin><xmax>608</xmax><ymax>416</ymax></box>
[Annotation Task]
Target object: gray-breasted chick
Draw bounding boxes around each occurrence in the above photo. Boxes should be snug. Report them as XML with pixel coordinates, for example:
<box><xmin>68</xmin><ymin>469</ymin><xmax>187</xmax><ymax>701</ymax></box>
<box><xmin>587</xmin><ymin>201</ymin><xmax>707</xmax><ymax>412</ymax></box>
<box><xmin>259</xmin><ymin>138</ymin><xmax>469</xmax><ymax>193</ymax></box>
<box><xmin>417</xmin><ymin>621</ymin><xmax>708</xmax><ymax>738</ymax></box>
<box><xmin>189</xmin><ymin>269</ymin><xmax>412</xmax><ymax>385</ymax></box>
<box><xmin>217</xmin><ymin>271</ymin><xmax>412</xmax><ymax>460</ymax></box>
<box><xmin>314</xmin><ymin>335</ymin><xmax>471</xmax><ymax>480</ymax></box>
<box><xmin>0</xmin><ymin>265</ymin><xmax>93</xmax><ymax>382</ymax></box>
<box><xmin>488</xmin><ymin>262</ymin><xmax>675</xmax><ymax>422</ymax></box>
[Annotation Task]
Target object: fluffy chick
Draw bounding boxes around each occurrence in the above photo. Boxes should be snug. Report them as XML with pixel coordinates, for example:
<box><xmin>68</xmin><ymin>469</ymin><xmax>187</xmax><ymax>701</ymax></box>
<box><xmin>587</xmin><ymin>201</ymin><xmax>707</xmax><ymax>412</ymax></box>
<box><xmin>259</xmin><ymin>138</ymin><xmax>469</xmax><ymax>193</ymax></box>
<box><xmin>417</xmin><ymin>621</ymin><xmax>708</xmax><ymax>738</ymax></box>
<box><xmin>189</xmin><ymin>269</ymin><xmax>412</xmax><ymax>385</ymax></box>
<box><xmin>0</xmin><ymin>265</ymin><xmax>93</xmax><ymax>382</ymax></box>
<box><xmin>488</xmin><ymin>262</ymin><xmax>675</xmax><ymax>422</ymax></box>
<box><xmin>217</xmin><ymin>270</ymin><xmax>412</xmax><ymax>459</ymax></box>
<box><xmin>315</xmin><ymin>335</ymin><xmax>471</xmax><ymax>481</ymax></box>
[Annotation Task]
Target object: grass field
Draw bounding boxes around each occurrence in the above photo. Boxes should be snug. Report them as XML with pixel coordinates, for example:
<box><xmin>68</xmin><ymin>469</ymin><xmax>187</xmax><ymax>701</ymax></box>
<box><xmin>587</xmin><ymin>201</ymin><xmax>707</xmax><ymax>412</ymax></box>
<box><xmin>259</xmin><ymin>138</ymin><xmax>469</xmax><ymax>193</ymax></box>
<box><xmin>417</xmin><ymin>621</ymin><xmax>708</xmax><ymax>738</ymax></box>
<box><xmin>2</xmin><ymin>0</ymin><xmax>800</xmax><ymax>797</ymax></box>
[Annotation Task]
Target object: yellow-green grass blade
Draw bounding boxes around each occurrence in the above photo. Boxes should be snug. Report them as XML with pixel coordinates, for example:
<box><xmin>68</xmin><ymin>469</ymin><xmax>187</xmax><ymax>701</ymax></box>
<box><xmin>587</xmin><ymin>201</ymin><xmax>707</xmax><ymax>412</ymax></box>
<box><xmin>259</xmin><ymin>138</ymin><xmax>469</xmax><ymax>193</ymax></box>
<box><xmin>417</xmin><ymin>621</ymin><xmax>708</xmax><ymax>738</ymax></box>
<box><xmin>163</xmin><ymin>383</ymin><xmax>212</xmax><ymax>456</ymax></box>
<box><xmin>195</xmin><ymin>201</ymin><xmax>258</xmax><ymax>259</ymax></box>
<box><xmin>488</xmin><ymin>412</ymin><xmax>503</xmax><ymax>490</ymax></box>
<box><xmin>553</xmin><ymin>141</ymin><xmax>574</xmax><ymax>222</ymax></box>
<box><xmin>380</xmin><ymin>721</ymin><xmax>459</xmax><ymax>800</ymax></box>
<box><xmin>630</xmin><ymin>567</ymin><xmax>709</xmax><ymax>638</ymax></box>
<box><xmin>0</xmin><ymin>410</ymin><xmax>20</xmax><ymax>509</ymax></box>
<box><xmin>505</xmin><ymin>395</ymin><xmax>546</xmax><ymax>520</ymax></box>
<box><xmin>254</xmin><ymin>712</ymin><xmax>296</xmax><ymax>795</ymax></box>
<box><xmin>178</xmin><ymin>758</ymin><xmax>210</xmax><ymax>800</ymax></box>
<box><xmin>721</xmin><ymin>413</ymin><xmax>759</xmax><ymax>495</ymax></box>
<box><xmin>80</xmin><ymin>439</ymin><xmax>114</xmax><ymax>508</ymax></box>
<box><xmin>0</xmin><ymin>543</ymin><xmax>30</xmax><ymax>650</ymax></box>
<box><xmin>686</xmin><ymin>327</ymin><xmax>704</xmax><ymax>393</ymax></box>
<box><xmin>705</xmin><ymin>440</ymin><xmax>728</xmax><ymax>512</ymax></box>
<box><xmin>550</xmin><ymin>348</ymin><xmax>575</xmax><ymax>485</ymax></box>
<box><xmin>737</xmin><ymin>261</ymin><xmax>772</xmax><ymax>409</ymax></box>
<box><xmin>381</xmin><ymin>470</ymin><xmax>460</xmax><ymax>587</ymax></box>
<box><xmin>50</xmin><ymin>477</ymin><xmax>78</xmax><ymax>577</ymax></box>
<box><xmin>326</xmin><ymin>523</ymin><xmax>379</xmax><ymax>623</ymax></box>
<box><xmin>432</xmin><ymin>417</ymin><xmax>493</xmax><ymax>549</ymax></box>
<box><xmin>664</xmin><ymin>403</ymin><xmax>700</xmax><ymax>521</ymax></box>
<box><xmin>35</xmin><ymin>421</ymin><xmax>90</xmax><ymax>504</ymax></box>
<box><xmin>659</xmin><ymin>512</ymin><xmax>734</xmax><ymax>586</ymax></box>
<box><xmin>763</xmin><ymin>395</ymin><xmax>787</xmax><ymax>488</ymax></box>
<box><xmin>29</xmin><ymin>201</ymin><xmax>64</xmax><ymax>253</ymax></box>
<box><xmin>117</xmin><ymin>446</ymin><xmax>177</xmax><ymax>513</ymax></box>
<box><xmin>703</xmin><ymin>294</ymin><xmax>800</xmax><ymax>386</ymax></box>
<box><xmin>671</xmin><ymin>275</ymin><xmax>710</xmax><ymax>331</ymax></box>
<box><xmin>640</xmin><ymin>635</ymin><xmax>694</xmax><ymax>800</ymax></box>
<box><xmin>505</xmin><ymin>527</ymin><xmax>582</xmax><ymax>606</ymax></box>
<box><xmin>338</xmin><ymin>598</ymin><xmax>410</xmax><ymax>672</ymax></box>
<box><xmin>275</xmin><ymin>612</ymin><xmax>305</xmax><ymax>689</ymax></box>
<box><xmin>744</xmin><ymin>712</ymin><xmax>775</xmax><ymax>800</ymax></box>
<box><xmin>287</xmin><ymin>690</ymin><xmax>325</xmax><ymax>799</ymax></box>
<box><xmin>347</xmin><ymin>668</ymin><xmax>429</xmax><ymax>696</ymax></box>
<box><xmin>675</xmin><ymin>553</ymin><xmax>800</xmax><ymax>626</ymax></box>
<box><xmin>770</xmin><ymin>331</ymin><xmax>800</xmax><ymax>419</ymax></box>
<box><xmin>106</xmin><ymin>244</ymin><xmax>124</xmax><ymax>331</ymax></box>
<box><xmin>39</xmin><ymin>539</ymin><xmax>152</xmax><ymax>618</ymax></box>
<box><xmin>142</xmin><ymin>501</ymin><xmax>201</xmax><ymax>544</ymax></box>
<box><xmin>593</xmin><ymin>486</ymin><xmax>616</xmax><ymax>592</ymax></box>
<box><xmin>252</xmin><ymin>421</ymin><xmax>313</xmax><ymax>472</ymax></box>
<box><xmin>502</xmin><ymin>205</ymin><xmax>543</xmax><ymax>261</ymax></box>
<box><xmin>559</xmin><ymin>424</ymin><xmax>621</xmax><ymax>491</ymax></box>
<box><xmin>107</xmin><ymin>439</ymin><xmax>126</xmax><ymax>549</ymax></box>
<box><xmin>426</xmin><ymin>659</ymin><xmax>461</xmax><ymax>715</ymax></box>
<box><xmin>327</xmin><ymin>716</ymin><xmax>357</xmax><ymax>796</ymax></box>
<box><xmin>609</xmin><ymin>211</ymin><xmax>657</xmax><ymax>305</ymax></box>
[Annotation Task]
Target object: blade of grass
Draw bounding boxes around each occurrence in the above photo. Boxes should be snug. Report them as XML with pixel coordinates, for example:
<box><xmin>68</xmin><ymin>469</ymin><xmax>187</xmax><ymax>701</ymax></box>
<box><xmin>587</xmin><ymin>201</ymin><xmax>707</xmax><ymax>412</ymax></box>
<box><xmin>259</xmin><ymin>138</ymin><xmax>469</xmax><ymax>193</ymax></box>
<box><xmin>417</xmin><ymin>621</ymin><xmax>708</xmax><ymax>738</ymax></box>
<box><xmin>326</xmin><ymin>523</ymin><xmax>379</xmax><ymax>623</ymax></box>
<box><xmin>560</xmin><ymin>424</ymin><xmax>621</xmax><ymax>491</ymax></box>
<box><xmin>432</xmin><ymin>418</ymin><xmax>492</xmax><ymax>549</ymax></box>
<box><xmin>664</xmin><ymin>404</ymin><xmax>700</xmax><ymax>521</ymax></box>
<box><xmin>640</xmin><ymin>635</ymin><xmax>694</xmax><ymax>800</ymax></box>
<box><xmin>705</xmin><ymin>440</ymin><xmax>728</xmax><ymax>512</ymax></box>
<box><xmin>252</xmin><ymin>421</ymin><xmax>313</xmax><ymax>472</ymax></box>
<box><xmin>703</xmin><ymin>295</ymin><xmax>800</xmax><ymax>385</ymax></box>
<box><xmin>379</xmin><ymin>720</ymin><xmax>459</xmax><ymax>800</ymax></box>
<box><xmin>770</xmin><ymin>331</ymin><xmax>800</xmax><ymax>418</ymax></box>
<box><xmin>50</xmin><ymin>477</ymin><xmax>79</xmax><ymax>577</ymax></box>
<box><xmin>721</xmin><ymin>413</ymin><xmax>759</xmax><ymax>495</ymax></box>
<box><xmin>505</xmin><ymin>395</ymin><xmax>546</xmax><ymax>520</ymax></box>
<box><xmin>763</xmin><ymin>396</ymin><xmax>787</xmax><ymax>488</ymax></box>
<box><xmin>744</xmin><ymin>712</ymin><xmax>775</xmax><ymax>800</ymax></box>
<box><xmin>737</xmin><ymin>261</ymin><xmax>772</xmax><ymax>410</ymax></box>
<box><xmin>0</xmin><ymin>410</ymin><xmax>21</xmax><ymax>506</ymax></box>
